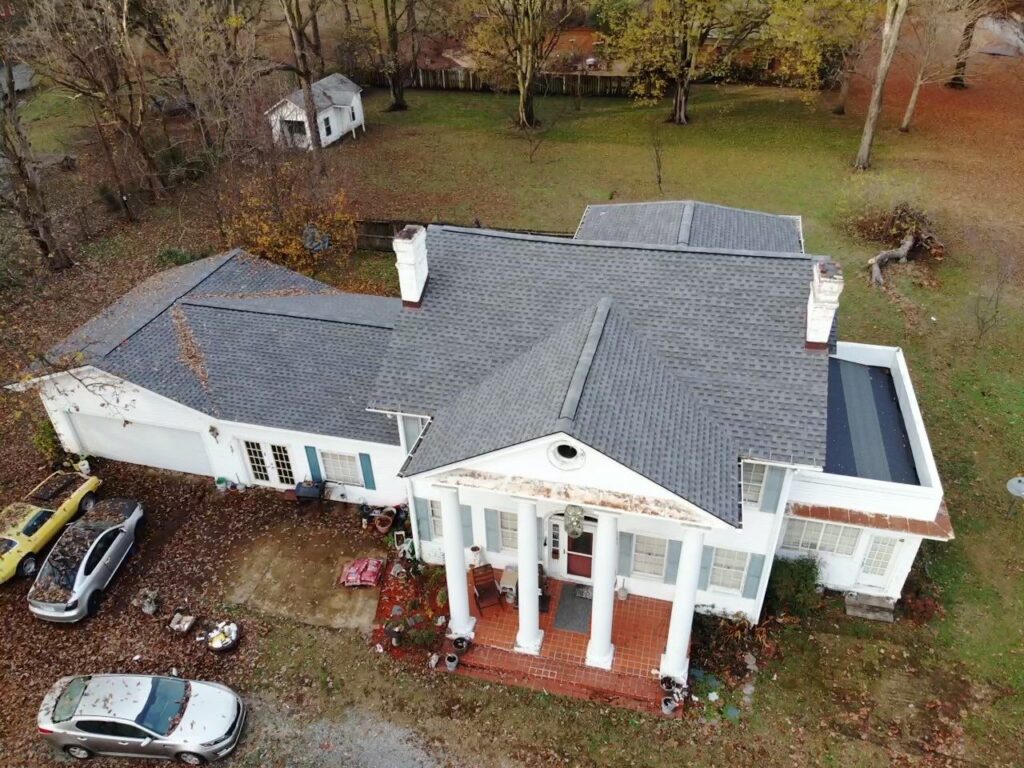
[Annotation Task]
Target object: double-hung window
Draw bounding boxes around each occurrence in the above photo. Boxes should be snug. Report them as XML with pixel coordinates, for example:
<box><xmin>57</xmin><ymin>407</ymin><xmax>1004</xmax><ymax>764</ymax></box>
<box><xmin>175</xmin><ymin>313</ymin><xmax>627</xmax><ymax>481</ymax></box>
<box><xmin>781</xmin><ymin>519</ymin><xmax>860</xmax><ymax>556</ymax></box>
<box><xmin>632</xmin><ymin>535</ymin><xmax>667</xmax><ymax>579</ymax></box>
<box><xmin>741</xmin><ymin>462</ymin><xmax>767</xmax><ymax>506</ymax></box>
<box><xmin>499</xmin><ymin>510</ymin><xmax>517</xmax><ymax>550</ymax></box>
<box><xmin>708</xmin><ymin>548</ymin><xmax>749</xmax><ymax>593</ymax></box>
<box><xmin>320</xmin><ymin>451</ymin><xmax>363</xmax><ymax>486</ymax></box>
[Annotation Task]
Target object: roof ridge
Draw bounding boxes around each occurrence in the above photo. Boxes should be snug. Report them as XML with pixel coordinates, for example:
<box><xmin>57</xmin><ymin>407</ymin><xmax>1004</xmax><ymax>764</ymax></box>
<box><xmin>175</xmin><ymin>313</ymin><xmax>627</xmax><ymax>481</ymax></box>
<box><xmin>431</xmin><ymin>224</ymin><xmax>813</xmax><ymax>260</ymax></box>
<box><xmin>179</xmin><ymin>293</ymin><xmax>399</xmax><ymax>329</ymax></box>
<box><xmin>558</xmin><ymin>298</ymin><xmax>612</xmax><ymax>427</ymax></box>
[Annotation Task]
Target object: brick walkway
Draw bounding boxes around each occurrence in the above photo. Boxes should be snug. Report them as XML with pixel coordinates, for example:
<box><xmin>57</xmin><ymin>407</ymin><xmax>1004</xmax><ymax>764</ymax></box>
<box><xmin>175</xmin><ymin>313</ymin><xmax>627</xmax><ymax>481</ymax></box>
<box><xmin>447</xmin><ymin>575</ymin><xmax>673</xmax><ymax>712</ymax></box>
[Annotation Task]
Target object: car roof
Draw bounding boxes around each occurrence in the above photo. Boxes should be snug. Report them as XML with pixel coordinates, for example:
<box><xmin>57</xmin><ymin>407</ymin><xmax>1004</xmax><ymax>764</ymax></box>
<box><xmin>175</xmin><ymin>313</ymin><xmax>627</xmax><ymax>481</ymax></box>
<box><xmin>74</xmin><ymin>675</ymin><xmax>156</xmax><ymax>720</ymax></box>
<box><xmin>0</xmin><ymin>502</ymin><xmax>41</xmax><ymax>537</ymax></box>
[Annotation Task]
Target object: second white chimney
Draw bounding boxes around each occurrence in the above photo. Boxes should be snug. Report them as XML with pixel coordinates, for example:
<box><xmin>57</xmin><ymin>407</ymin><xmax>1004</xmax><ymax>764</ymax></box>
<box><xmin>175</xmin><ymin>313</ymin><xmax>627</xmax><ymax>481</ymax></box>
<box><xmin>806</xmin><ymin>260</ymin><xmax>843</xmax><ymax>348</ymax></box>
<box><xmin>393</xmin><ymin>224</ymin><xmax>428</xmax><ymax>306</ymax></box>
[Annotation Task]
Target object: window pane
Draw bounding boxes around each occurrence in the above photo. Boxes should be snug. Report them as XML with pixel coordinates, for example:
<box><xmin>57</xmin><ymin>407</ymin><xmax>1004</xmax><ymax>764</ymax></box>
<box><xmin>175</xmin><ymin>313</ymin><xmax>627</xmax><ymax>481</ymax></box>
<box><xmin>781</xmin><ymin>519</ymin><xmax>803</xmax><ymax>549</ymax></box>
<box><xmin>862</xmin><ymin>537</ymin><xmax>897</xmax><ymax>576</ymax></box>
<box><xmin>632</xmin><ymin>535</ymin><xmax>666</xmax><ymax>577</ymax></box>
<box><xmin>320</xmin><ymin>451</ymin><xmax>363</xmax><ymax>486</ymax></box>
<box><xmin>429</xmin><ymin>500</ymin><xmax>443</xmax><ymax>537</ymax></box>
<box><xmin>837</xmin><ymin>527</ymin><xmax>861</xmax><ymax>556</ymax></box>
<box><xmin>709</xmin><ymin>548</ymin><xmax>748</xmax><ymax>591</ymax></box>
<box><xmin>741</xmin><ymin>462</ymin><xmax>766</xmax><ymax>504</ymax></box>
<box><xmin>818</xmin><ymin>525</ymin><xmax>841</xmax><ymax>553</ymax></box>
<box><xmin>271</xmin><ymin>445</ymin><xmax>294</xmax><ymax>486</ymax></box>
<box><xmin>800</xmin><ymin>521</ymin><xmax>824</xmax><ymax>550</ymax></box>
<box><xmin>499</xmin><ymin>511</ymin><xmax>517</xmax><ymax>549</ymax></box>
<box><xmin>782</xmin><ymin>520</ymin><xmax>860</xmax><ymax>558</ymax></box>
<box><xmin>245</xmin><ymin>441</ymin><xmax>269</xmax><ymax>482</ymax></box>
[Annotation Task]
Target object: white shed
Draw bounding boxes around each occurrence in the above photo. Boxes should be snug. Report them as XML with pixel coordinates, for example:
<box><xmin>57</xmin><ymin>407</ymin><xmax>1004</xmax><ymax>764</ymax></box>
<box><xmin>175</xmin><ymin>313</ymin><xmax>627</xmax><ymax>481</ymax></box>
<box><xmin>266</xmin><ymin>73</ymin><xmax>365</xmax><ymax>150</ymax></box>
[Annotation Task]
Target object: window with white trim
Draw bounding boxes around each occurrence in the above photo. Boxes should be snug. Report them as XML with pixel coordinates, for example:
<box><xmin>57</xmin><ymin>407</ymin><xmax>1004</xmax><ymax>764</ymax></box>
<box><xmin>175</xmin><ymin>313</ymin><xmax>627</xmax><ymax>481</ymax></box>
<box><xmin>320</xmin><ymin>451</ymin><xmax>363</xmax><ymax>486</ymax></box>
<box><xmin>632</xmin><ymin>535</ymin><xmax>667</xmax><ymax>579</ymax></box>
<box><xmin>429</xmin><ymin>500</ymin><xmax>443</xmax><ymax>538</ymax></box>
<box><xmin>781</xmin><ymin>519</ymin><xmax>860</xmax><ymax>556</ymax></box>
<box><xmin>741</xmin><ymin>462</ymin><xmax>767</xmax><ymax>505</ymax></box>
<box><xmin>499</xmin><ymin>510</ymin><xmax>517</xmax><ymax>550</ymax></box>
<box><xmin>270</xmin><ymin>445</ymin><xmax>294</xmax><ymax>485</ymax></box>
<box><xmin>709</xmin><ymin>548</ymin><xmax>749</xmax><ymax>592</ymax></box>
<box><xmin>244</xmin><ymin>440</ymin><xmax>269</xmax><ymax>482</ymax></box>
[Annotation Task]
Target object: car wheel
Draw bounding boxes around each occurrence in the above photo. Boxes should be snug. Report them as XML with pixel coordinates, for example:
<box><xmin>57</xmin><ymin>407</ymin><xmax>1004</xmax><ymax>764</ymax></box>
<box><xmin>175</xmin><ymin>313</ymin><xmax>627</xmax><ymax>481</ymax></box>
<box><xmin>78</xmin><ymin>492</ymin><xmax>97</xmax><ymax>516</ymax></box>
<box><xmin>17</xmin><ymin>554</ymin><xmax>37</xmax><ymax>578</ymax></box>
<box><xmin>86</xmin><ymin>591</ymin><xmax>102</xmax><ymax>618</ymax></box>
<box><xmin>176</xmin><ymin>753</ymin><xmax>207</xmax><ymax>765</ymax></box>
<box><xmin>64</xmin><ymin>745</ymin><xmax>93</xmax><ymax>760</ymax></box>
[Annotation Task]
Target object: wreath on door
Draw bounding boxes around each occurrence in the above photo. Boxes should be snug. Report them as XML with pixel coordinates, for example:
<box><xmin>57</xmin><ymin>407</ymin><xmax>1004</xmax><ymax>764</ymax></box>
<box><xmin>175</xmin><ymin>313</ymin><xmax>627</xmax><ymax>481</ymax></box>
<box><xmin>564</xmin><ymin>505</ymin><xmax>585</xmax><ymax>539</ymax></box>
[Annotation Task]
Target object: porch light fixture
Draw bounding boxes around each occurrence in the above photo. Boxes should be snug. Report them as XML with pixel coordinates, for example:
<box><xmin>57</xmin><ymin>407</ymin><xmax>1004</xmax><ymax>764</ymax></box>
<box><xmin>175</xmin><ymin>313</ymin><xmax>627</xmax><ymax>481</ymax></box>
<box><xmin>564</xmin><ymin>504</ymin><xmax>585</xmax><ymax>539</ymax></box>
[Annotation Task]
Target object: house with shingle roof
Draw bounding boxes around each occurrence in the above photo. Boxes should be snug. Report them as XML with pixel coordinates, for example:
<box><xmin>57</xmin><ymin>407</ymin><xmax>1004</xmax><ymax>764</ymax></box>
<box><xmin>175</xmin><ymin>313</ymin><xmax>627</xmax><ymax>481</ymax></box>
<box><xmin>265</xmin><ymin>73</ymin><xmax>365</xmax><ymax>150</ymax></box>
<box><xmin>22</xmin><ymin>201</ymin><xmax>951</xmax><ymax>690</ymax></box>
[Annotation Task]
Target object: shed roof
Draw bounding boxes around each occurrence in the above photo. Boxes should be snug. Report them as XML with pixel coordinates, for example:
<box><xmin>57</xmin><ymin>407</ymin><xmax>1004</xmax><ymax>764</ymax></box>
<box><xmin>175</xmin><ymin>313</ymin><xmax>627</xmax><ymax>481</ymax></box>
<box><xmin>282</xmin><ymin>73</ymin><xmax>362</xmax><ymax>112</ymax></box>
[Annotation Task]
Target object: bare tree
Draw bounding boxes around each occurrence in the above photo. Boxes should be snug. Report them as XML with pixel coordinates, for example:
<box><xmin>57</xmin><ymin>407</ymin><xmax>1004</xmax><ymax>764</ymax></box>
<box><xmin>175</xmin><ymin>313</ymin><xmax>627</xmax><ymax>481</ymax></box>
<box><xmin>649</xmin><ymin>121</ymin><xmax>664</xmax><ymax>193</ymax></box>
<box><xmin>854</xmin><ymin>0</ymin><xmax>910</xmax><ymax>170</ymax></box>
<box><xmin>973</xmin><ymin>255</ymin><xmax>1015</xmax><ymax>344</ymax></box>
<box><xmin>20</xmin><ymin>0</ymin><xmax>167</xmax><ymax>198</ymax></box>
<box><xmin>0</xmin><ymin>45</ymin><xmax>71</xmax><ymax>270</ymax></box>
<box><xmin>279</xmin><ymin>0</ymin><xmax>329</xmax><ymax>175</ymax></box>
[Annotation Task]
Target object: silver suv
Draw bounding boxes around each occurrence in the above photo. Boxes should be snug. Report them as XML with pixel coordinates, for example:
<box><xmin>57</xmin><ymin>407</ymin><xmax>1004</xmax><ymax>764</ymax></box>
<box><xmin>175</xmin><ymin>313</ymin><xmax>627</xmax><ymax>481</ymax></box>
<box><xmin>28</xmin><ymin>499</ymin><xmax>143</xmax><ymax>622</ymax></box>
<box><xmin>38</xmin><ymin>674</ymin><xmax>246</xmax><ymax>763</ymax></box>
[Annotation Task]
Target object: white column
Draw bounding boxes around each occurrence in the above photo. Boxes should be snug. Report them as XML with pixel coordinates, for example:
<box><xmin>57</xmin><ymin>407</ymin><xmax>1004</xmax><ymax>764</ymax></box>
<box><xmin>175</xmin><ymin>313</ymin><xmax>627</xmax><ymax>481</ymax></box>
<box><xmin>514</xmin><ymin>499</ymin><xmax>544</xmax><ymax>655</ymax></box>
<box><xmin>660</xmin><ymin>529</ymin><xmax>706</xmax><ymax>684</ymax></box>
<box><xmin>585</xmin><ymin>513</ymin><xmax>618</xmax><ymax>669</ymax></box>
<box><xmin>439</xmin><ymin>486</ymin><xmax>475</xmax><ymax>639</ymax></box>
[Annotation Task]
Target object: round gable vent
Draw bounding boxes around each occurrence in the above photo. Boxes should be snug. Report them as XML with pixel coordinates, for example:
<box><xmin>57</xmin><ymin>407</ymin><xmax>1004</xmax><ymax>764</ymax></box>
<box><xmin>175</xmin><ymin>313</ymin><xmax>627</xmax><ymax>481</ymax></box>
<box><xmin>549</xmin><ymin>441</ymin><xmax>584</xmax><ymax>470</ymax></box>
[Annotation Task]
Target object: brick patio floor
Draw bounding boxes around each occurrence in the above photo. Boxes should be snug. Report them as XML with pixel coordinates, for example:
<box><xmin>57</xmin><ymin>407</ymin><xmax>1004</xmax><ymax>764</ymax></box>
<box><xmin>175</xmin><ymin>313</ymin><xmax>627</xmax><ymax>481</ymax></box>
<box><xmin>446</xmin><ymin>573</ymin><xmax>673</xmax><ymax>712</ymax></box>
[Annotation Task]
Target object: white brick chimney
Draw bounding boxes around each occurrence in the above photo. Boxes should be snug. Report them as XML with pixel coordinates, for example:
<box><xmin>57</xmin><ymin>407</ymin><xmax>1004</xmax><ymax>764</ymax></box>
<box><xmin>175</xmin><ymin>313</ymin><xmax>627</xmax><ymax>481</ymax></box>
<box><xmin>806</xmin><ymin>260</ymin><xmax>843</xmax><ymax>348</ymax></box>
<box><xmin>393</xmin><ymin>224</ymin><xmax>428</xmax><ymax>306</ymax></box>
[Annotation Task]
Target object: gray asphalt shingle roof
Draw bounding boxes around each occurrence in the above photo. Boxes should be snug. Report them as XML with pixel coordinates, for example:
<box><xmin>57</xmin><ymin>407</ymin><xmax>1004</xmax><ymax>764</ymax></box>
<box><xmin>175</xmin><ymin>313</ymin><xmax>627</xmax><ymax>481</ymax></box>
<box><xmin>49</xmin><ymin>251</ymin><xmax>400</xmax><ymax>445</ymax></box>
<box><xmin>283</xmin><ymin>73</ymin><xmax>361</xmax><ymax>112</ymax></box>
<box><xmin>371</xmin><ymin>226</ymin><xmax>829</xmax><ymax>469</ymax></box>
<box><xmin>575</xmin><ymin>201</ymin><xmax>804</xmax><ymax>253</ymax></box>
<box><xmin>404</xmin><ymin>298</ymin><xmax>741</xmax><ymax>524</ymax></box>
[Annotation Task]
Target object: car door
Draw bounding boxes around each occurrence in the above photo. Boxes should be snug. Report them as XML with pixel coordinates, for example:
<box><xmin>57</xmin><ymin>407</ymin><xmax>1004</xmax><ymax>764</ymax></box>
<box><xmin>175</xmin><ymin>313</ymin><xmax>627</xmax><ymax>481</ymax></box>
<box><xmin>73</xmin><ymin>720</ymin><xmax>157</xmax><ymax>757</ymax></box>
<box><xmin>82</xmin><ymin>530</ymin><xmax>120</xmax><ymax>590</ymax></box>
<box><xmin>104</xmin><ymin>525</ymin><xmax>132</xmax><ymax>579</ymax></box>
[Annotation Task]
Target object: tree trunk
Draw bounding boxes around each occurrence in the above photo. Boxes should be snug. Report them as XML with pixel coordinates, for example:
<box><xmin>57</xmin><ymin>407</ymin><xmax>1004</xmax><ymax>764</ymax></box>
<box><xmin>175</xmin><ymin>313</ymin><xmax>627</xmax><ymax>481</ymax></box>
<box><xmin>281</xmin><ymin>0</ymin><xmax>325</xmax><ymax>174</ymax></box>
<box><xmin>383</xmin><ymin>0</ymin><xmax>408</xmax><ymax>111</ymax></box>
<box><xmin>341</xmin><ymin>0</ymin><xmax>352</xmax><ymax>24</ymax></box>
<box><xmin>91</xmin><ymin>106</ymin><xmax>136</xmax><ymax>223</ymax></box>
<box><xmin>671</xmin><ymin>77</ymin><xmax>690</xmax><ymax>125</ymax></box>
<box><xmin>832</xmin><ymin>69</ymin><xmax>851</xmax><ymax>115</ymax></box>
<box><xmin>854</xmin><ymin>0</ymin><xmax>909</xmax><ymax>170</ymax></box>
<box><xmin>899</xmin><ymin>72</ymin><xmax>923</xmax><ymax>132</ymax></box>
<box><xmin>518</xmin><ymin>85</ymin><xmax>536</xmax><ymax>127</ymax></box>
<box><xmin>310</xmin><ymin>10</ymin><xmax>325</xmax><ymax>80</ymax></box>
<box><xmin>946</xmin><ymin>17</ymin><xmax>977</xmax><ymax>89</ymax></box>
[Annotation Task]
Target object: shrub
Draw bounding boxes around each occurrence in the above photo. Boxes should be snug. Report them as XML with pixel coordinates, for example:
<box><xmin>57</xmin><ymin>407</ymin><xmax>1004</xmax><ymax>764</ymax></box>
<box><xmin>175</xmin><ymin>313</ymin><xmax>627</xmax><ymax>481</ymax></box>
<box><xmin>32</xmin><ymin>419</ymin><xmax>62</xmax><ymax>462</ymax></box>
<box><xmin>765</xmin><ymin>556</ymin><xmax>820</xmax><ymax>618</ymax></box>
<box><xmin>157</xmin><ymin>246</ymin><xmax>211</xmax><ymax>267</ymax></box>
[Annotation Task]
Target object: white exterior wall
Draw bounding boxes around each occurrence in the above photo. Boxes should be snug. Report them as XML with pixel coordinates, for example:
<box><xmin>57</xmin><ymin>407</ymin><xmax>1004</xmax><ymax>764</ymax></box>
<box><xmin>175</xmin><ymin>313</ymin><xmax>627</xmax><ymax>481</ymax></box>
<box><xmin>37</xmin><ymin>368</ymin><xmax>405</xmax><ymax>506</ymax></box>
<box><xmin>267</xmin><ymin>94</ymin><xmax>364</xmax><ymax>150</ymax></box>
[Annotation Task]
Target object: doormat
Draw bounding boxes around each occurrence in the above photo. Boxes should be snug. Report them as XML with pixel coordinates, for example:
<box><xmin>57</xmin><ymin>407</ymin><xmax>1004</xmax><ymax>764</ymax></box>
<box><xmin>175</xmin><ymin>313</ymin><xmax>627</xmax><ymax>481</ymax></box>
<box><xmin>574</xmin><ymin>585</ymin><xmax>593</xmax><ymax>600</ymax></box>
<box><xmin>554</xmin><ymin>585</ymin><xmax>592</xmax><ymax>634</ymax></box>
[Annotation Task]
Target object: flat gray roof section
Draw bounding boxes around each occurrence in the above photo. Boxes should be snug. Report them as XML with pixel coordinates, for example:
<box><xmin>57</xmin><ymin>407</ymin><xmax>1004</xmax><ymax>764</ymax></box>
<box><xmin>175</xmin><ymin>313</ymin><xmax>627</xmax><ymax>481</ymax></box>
<box><xmin>825</xmin><ymin>357</ymin><xmax>919</xmax><ymax>485</ymax></box>
<box><xmin>575</xmin><ymin>201</ymin><xmax>804</xmax><ymax>253</ymax></box>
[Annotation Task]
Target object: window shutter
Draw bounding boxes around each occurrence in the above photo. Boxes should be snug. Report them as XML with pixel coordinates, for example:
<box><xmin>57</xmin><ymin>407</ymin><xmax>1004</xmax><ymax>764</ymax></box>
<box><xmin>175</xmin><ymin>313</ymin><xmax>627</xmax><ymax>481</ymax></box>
<box><xmin>304</xmin><ymin>447</ymin><xmax>322</xmax><ymax>484</ymax></box>
<box><xmin>761</xmin><ymin>466</ymin><xmax>786</xmax><ymax>513</ymax></box>
<box><xmin>664</xmin><ymin>539</ymin><xmax>682</xmax><ymax>584</ymax></box>
<box><xmin>742</xmin><ymin>554</ymin><xmax>765</xmax><ymax>599</ymax></box>
<box><xmin>484</xmin><ymin>508</ymin><xmax>501</xmax><ymax>552</ymax></box>
<box><xmin>358</xmin><ymin>453</ymin><xmax>376</xmax><ymax>490</ymax></box>
<box><xmin>617</xmin><ymin>532</ymin><xmax>634</xmax><ymax>577</ymax></box>
<box><xmin>460</xmin><ymin>504</ymin><xmax>473</xmax><ymax>545</ymax></box>
<box><xmin>698</xmin><ymin>546</ymin><xmax>714</xmax><ymax>590</ymax></box>
<box><xmin>414</xmin><ymin>497</ymin><xmax>431</xmax><ymax>542</ymax></box>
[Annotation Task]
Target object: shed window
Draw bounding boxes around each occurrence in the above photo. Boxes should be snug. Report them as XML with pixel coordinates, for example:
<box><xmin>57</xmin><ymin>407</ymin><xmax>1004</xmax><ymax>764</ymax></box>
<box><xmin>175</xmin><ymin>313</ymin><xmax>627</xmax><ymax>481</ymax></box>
<box><xmin>741</xmin><ymin>462</ymin><xmax>766</xmax><ymax>505</ymax></box>
<box><xmin>499</xmin><ymin>510</ymin><xmax>517</xmax><ymax>550</ymax></box>
<box><xmin>320</xmin><ymin>451</ymin><xmax>363</xmax><ymax>486</ymax></box>
<box><xmin>709</xmin><ymin>548</ymin><xmax>749</xmax><ymax>593</ymax></box>
<box><xmin>323</xmin><ymin>116</ymin><xmax>332</xmax><ymax>136</ymax></box>
<box><xmin>631</xmin><ymin>535</ymin><xmax>666</xmax><ymax>578</ymax></box>
<box><xmin>781</xmin><ymin>519</ymin><xmax>860</xmax><ymax>556</ymax></box>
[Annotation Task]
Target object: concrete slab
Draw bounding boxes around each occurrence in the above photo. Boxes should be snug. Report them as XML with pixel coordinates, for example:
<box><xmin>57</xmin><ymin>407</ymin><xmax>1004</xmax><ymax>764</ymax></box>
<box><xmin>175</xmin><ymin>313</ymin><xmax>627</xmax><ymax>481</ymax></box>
<box><xmin>225</xmin><ymin>521</ymin><xmax>385</xmax><ymax>630</ymax></box>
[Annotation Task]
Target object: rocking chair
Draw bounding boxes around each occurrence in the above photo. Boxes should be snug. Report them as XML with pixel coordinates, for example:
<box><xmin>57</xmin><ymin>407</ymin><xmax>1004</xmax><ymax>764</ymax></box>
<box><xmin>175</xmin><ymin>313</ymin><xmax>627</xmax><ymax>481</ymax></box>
<box><xmin>471</xmin><ymin>564</ymin><xmax>502</xmax><ymax>611</ymax></box>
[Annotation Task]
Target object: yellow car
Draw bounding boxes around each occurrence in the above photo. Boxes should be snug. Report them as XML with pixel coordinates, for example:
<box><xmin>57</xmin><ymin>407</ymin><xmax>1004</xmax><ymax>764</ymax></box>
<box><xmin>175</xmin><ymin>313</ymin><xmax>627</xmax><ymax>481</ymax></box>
<box><xmin>0</xmin><ymin>472</ymin><xmax>102</xmax><ymax>584</ymax></box>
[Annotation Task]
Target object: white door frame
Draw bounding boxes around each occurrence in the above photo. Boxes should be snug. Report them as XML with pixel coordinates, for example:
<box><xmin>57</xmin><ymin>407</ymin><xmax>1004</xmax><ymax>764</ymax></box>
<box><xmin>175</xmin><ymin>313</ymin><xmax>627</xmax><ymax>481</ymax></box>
<box><xmin>241</xmin><ymin>439</ymin><xmax>296</xmax><ymax>488</ymax></box>
<box><xmin>549</xmin><ymin>515</ymin><xmax>598</xmax><ymax>585</ymax></box>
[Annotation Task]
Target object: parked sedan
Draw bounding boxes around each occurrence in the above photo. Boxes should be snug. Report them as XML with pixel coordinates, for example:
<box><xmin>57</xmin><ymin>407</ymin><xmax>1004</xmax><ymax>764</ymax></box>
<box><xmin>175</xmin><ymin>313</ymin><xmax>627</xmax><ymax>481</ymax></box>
<box><xmin>38</xmin><ymin>674</ymin><xmax>246</xmax><ymax>764</ymax></box>
<box><xmin>28</xmin><ymin>499</ymin><xmax>143</xmax><ymax>622</ymax></box>
<box><xmin>0</xmin><ymin>471</ymin><xmax>101</xmax><ymax>584</ymax></box>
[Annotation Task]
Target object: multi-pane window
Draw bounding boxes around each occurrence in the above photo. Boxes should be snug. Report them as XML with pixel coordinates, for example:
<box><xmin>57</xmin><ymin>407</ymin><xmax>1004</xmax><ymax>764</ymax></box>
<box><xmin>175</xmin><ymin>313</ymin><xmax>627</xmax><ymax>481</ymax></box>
<box><xmin>709</xmin><ymin>548</ymin><xmax>749</xmax><ymax>592</ymax></box>
<box><xmin>781</xmin><ymin>519</ymin><xmax>860</xmax><ymax>556</ymax></box>
<box><xmin>429</xmin><ymin>500</ymin><xmax>443</xmax><ymax>538</ymax></box>
<box><xmin>632</xmin><ymin>535</ymin><xmax>667</xmax><ymax>578</ymax></box>
<box><xmin>320</xmin><ymin>451</ymin><xmax>363</xmax><ymax>486</ymax></box>
<box><xmin>499</xmin><ymin>510</ymin><xmax>517</xmax><ymax>550</ymax></box>
<box><xmin>244</xmin><ymin>440</ymin><xmax>269</xmax><ymax>482</ymax></box>
<box><xmin>741</xmin><ymin>462</ymin><xmax>767</xmax><ymax>505</ymax></box>
<box><xmin>271</xmin><ymin>444</ymin><xmax>294</xmax><ymax>486</ymax></box>
<box><xmin>861</xmin><ymin>536</ymin><xmax>897</xmax><ymax>576</ymax></box>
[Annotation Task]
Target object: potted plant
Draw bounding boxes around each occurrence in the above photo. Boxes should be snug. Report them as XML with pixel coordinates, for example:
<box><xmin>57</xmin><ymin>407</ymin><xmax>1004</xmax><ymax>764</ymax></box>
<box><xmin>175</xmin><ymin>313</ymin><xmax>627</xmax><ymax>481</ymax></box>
<box><xmin>452</xmin><ymin>637</ymin><xmax>471</xmax><ymax>655</ymax></box>
<box><xmin>384</xmin><ymin>619</ymin><xmax>406</xmax><ymax>647</ymax></box>
<box><xmin>661</xmin><ymin>696</ymin><xmax>679</xmax><ymax>716</ymax></box>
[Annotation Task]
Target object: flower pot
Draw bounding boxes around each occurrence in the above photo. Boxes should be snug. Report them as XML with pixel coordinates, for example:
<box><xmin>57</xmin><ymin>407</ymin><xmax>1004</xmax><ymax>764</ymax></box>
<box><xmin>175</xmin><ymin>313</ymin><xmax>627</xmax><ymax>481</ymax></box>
<box><xmin>660</xmin><ymin>676</ymin><xmax>677</xmax><ymax>693</ymax></box>
<box><xmin>374</xmin><ymin>514</ymin><xmax>394</xmax><ymax>534</ymax></box>
<box><xmin>452</xmin><ymin>637</ymin><xmax>471</xmax><ymax>655</ymax></box>
<box><xmin>661</xmin><ymin>696</ymin><xmax>679</xmax><ymax>716</ymax></box>
<box><xmin>469</xmin><ymin>545</ymin><xmax>484</xmax><ymax>567</ymax></box>
<box><xmin>445</xmin><ymin>653</ymin><xmax>459</xmax><ymax>672</ymax></box>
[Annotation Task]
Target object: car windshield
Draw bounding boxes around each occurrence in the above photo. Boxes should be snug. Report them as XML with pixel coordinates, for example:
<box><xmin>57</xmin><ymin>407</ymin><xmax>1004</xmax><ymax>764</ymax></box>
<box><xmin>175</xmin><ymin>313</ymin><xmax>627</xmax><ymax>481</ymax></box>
<box><xmin>136</xmin><ymin>678</ymin><xmax>190</xmax><ymax>736</ymax></box>
<box><xmin>0</xmin><ymin>538</ymin><xmax>15</xmax><ymax>556</ymax></box>
<box><xmin>54</xmin><ymin>677</ymin><xmax>89</xmax><ymax>722</ymax></box>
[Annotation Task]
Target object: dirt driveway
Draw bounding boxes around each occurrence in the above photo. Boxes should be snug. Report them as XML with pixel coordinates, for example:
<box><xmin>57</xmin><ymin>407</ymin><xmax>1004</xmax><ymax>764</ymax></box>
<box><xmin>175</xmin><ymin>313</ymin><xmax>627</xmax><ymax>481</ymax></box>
<box><xmin>225</xmin><ymin>514</ymin><xmax>385</xmax><ymax>631</ymax></box>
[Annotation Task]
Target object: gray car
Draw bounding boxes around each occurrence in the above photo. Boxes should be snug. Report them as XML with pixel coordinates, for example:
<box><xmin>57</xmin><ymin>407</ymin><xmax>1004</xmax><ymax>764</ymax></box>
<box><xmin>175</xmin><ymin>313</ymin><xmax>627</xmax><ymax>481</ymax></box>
<box><xmin>38</xmin><ymin>674</ymin><xmax>246</xmax><ymax>764</ymax></box>
<box><xmin>28</xmin><ymin>499</ymin><xmax>144</xmax><ymax>622</ymax></box>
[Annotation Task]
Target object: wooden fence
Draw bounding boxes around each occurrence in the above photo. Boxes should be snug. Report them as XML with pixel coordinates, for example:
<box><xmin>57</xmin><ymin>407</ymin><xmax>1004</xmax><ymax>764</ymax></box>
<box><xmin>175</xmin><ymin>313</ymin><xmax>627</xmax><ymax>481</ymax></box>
<box><xmin>355</xmin><ymin>218</ymin><xmax>573</xmax><ymax>251</ymax></box>
<box><xmin>355</xmin><ymin>67</ymin><xmax>637</xmax><ymax>99</ymax></box>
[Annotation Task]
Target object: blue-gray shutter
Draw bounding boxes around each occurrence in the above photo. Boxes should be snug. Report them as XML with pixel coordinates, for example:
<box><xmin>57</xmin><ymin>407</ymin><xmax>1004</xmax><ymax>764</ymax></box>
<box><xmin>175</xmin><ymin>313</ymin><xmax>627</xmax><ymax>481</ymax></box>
<box><xmin>460</xmin><ymin>504</ymin><xmax>473</xmax><ymax>544</ymax></box>
<box><xmin>414</xmin><ymin>497</ymin><xmax>431</xmax><ymax>542</ymax></box>
<box><xmin>743</xmin><ymin>554</ymin><xmax>766</xmax><ymax>599</ymax></box>
<box><xmin>761</xmin><ymin>466</ymin><xmax>786</xmax><ymax>513</ymax></box>
<box><xmin>697</xmin><ymin>546</ymin><xmax>715</xmax><ymax>590</ymax></box>
<box><xmin>664</xmin><ymin>539</ymin><xmax>682</xmax><ymax>584</ymax></box>
<box><xmin>484</xmin><ymin>508</ymin><xmax>501</xmax><ymax>552</ymax></box>
<box><xmin>617</xmin><ymin>532</ymin><xmax>634</xmax><ymax>576</ymax></box>
<box><xmin>358</xmin><ymin>453</ymin><xmax>376</xmax><ymax>490</ymax></box>
<box><xmin>304</xmin><ymin>447</ymin><xmax>322</xmax><ymax>483</ymax></box>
